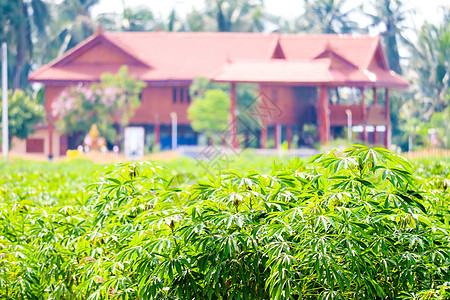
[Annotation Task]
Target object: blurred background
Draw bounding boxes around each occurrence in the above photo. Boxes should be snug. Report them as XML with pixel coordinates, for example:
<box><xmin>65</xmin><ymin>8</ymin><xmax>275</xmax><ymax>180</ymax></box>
<box><xmin>0</xmin><ymin>0</ymin><xmax>448</xmax><ymax>159</ymax></box>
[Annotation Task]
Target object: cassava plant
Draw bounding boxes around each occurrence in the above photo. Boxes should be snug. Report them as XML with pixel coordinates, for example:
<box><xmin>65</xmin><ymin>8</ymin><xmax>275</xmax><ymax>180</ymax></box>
<box><xmin>0</xmin><ymin>146</ymin><xmax>449</xmax><ymax>299</ymax></box>
<box><xmin>79</xmin><ymin>146</ymin><xmax>450</xmax><ymax>299</ymax></box>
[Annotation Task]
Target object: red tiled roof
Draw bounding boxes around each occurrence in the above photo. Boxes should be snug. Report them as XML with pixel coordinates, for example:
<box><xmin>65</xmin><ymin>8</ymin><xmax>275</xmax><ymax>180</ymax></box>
<box><xmin>29</xmin><ymin>64</ymin><xmax>149</xmax><ymax>82</ymax></box>
<box><xmin>279</xmin><ymin>35</ymin><xmax>381</xmax><ymax>69</ymax></box>
<box><xmin>28</xmin><ymin>31</ymin><xmax>408</xmax><ymax>88</ymax></box>
<box><xmin>212</xmin><ymin>59</ymin><xmax>408</xmax><ymax>88</ymax></box>
<box><xmin>212</xmin><ymin>59</ymin><xmax>334</xmax><ymax>84</ymax></box>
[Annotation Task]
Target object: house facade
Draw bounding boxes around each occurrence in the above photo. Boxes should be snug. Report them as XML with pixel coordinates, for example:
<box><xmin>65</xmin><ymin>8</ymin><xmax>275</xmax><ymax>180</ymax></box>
<box><xmin>26</xmin><ymin>28</ymin><xmax>408</xmax><ymax>158</ymax></box>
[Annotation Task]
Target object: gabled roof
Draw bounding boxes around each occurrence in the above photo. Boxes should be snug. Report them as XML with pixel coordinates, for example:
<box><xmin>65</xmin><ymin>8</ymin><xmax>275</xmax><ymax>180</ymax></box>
<box><xmin>53</xmin><ymin>33</ymin><xmax>150</xmax><ymax>67</ymax></box>
<box><xmin>365</xmin><ymin>41</ymin><xmax>389</xmax><ymax>70</ymax></box>
<box><xmin>268</xmin><ymin>36</ymin><xmax>286</xmax><ymax>59</ymax></box>
<box><xmin>313</xmin><ymin>42</ymin><xmax>358</xmax><ymax>69</ymax></box>
<box><xmin>279</xmin><ymin>34</ymin><xmax>381</xmax><ymax>67</ymax></box>
<box><xmin>28</xmin><ymin>31</ymin><xmax>407</xmax><ymax>88</ymax></box>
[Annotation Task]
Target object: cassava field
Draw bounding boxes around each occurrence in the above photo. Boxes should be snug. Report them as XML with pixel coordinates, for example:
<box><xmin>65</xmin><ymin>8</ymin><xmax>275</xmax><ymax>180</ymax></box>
<box><xmin>0</xmin><ymin>145</ymin><xmax>449</xmax><ymax>299</ymax></box>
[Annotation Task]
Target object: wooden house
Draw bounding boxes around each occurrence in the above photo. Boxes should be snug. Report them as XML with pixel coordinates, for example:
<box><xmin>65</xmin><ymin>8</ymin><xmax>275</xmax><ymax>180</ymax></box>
<box><xmin>27</xmin><ymin>28</ymin><xmax>408</xmax><ymax>157</ymax></box>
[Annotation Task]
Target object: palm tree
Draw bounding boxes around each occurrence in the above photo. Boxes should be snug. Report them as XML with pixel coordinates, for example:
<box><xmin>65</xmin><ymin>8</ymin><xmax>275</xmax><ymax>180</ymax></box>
<box><xmin>185</xmin><ymin>9</ymin><xmax>215</xmax><ymax>32</ymax></box>
<box><xmin>204</xmin><ymin>0</ymin><xmax>273</xmax><ymax>32</ymax></box>
<box><xmin>0</xmin><ymin>0</ymin><xmax>49</xmax><ymax>90</ymax></box>
<box><xmin>97</xmin><ymin>6</ymin><xmax>162</xmax><ymax>32</ymax></box>
<box><xmin>42</xmin><ymin>0</ymin><xmax>99</xmax><ymax>64</ymax></box>
<box><xmin>294</xmin><ymin>0</ymin><xmax>362</xmax><ymax>34</ymax></box>
<box><xmin>365</xmin><ymin>0</ymin><xmax>411</xmax><ymax>75</ymax></box>
<box><xmin>410</xmin><ymin>11</ymin><xmax>449</xmax><ymax>114</ymax></box>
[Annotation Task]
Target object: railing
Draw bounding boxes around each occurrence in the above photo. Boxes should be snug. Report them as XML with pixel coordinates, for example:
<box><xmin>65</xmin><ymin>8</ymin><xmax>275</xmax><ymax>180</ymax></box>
<box><xmin>403</xmin><ymin>148</ymin><xmax>450</xmax><ymax>159</ymax></box>
<box><xmin>6</xmin><ymin>150</ymin><xmax>179</xmax><ymax>164</ymax></box>
<box><xmin>177</xmin><ymin>145</ymin><xmax>318</xmax><ymax>159</ymax></box>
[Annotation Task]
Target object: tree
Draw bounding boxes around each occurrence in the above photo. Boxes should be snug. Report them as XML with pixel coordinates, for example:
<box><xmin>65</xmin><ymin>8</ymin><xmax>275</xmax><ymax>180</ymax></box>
<box><xmin>185</xmin><ymin>9</ymin><xmax>216</xmax><ymax>32</ymax></box>
<box><xmin>203</xmin><ymin>0</ymin><xmax>273</xmax><ymax>32</ymax></box>
<box><xmin>0</xmin><ymin>89</ymin><xmax>45</xmax><ymax>143</ymax></box>
<box><xmin>392</xmin><ymin>11</ymin><xmax>449</xmax><ymax>150</ymax></box>
<box><xmin>366</xmin><ymin>0</ymin><xmax>411</xmax><ymax>75</ymax></box>
<box><xmin>0</xmin><ymin>0</ymin><xmax>49</xmax><ymax>90</ymax></box>
<box><xmin>188</xmin><ymin>77</ymin><xmax>261</xmax><ymax>145</ymax></box>
<box><xmin>97</xmin><ymin>6</ymin><xmax>162</xmax><ymax>31</ymax></box>
<box><xmin>101</xmin><ymin>66</ymin><xmax>146</xmax><ymax>141</ymax></box>
<box><xmin>293</xmin><ymin>0</ymin><xmax>362</xmax><ymax>34</ymax></box>
<box><xmin>52</xmin><ymin>66</ymin><xmax>146</xmax><ymax>145</ymax></box>
<box><xmin>42</xmin><ymin>0</ymin><xmax>99</xmax><ymax>65</ymax></box>
<box><xmin>188</xmin><ymin>89</ymin><xmax>230</xmax><ymax>143</ymax></box>
<box><xmin>426</xmin><ymin>107</ymin><xmax>450</xmax><ymax>148</ymax></box>
<box><xmin>411</xmin><ymin>15</ymin><xmax>449</xmax><ymax>113</ymax></box>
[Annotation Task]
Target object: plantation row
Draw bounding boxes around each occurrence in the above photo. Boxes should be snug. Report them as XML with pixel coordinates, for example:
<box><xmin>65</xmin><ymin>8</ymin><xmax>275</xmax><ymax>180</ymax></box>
<box><xmin>0</xmin><ymin>146</ymin><xmax>449</xmax><ymax>299</ymax></box>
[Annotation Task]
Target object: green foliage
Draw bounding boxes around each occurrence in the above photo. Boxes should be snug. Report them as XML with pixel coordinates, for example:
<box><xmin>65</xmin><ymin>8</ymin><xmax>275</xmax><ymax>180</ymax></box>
<box><xmin>411</xmin><ymin>16</ymin><xmax>450</xmax><ymax>113</ymax></box>
<box><xmin>204</xmin><ymin>0</ymin><xmax>271</xmax><ymax>32</ymax></box>
<box><xmin>1</xmin><ymin>146</ymin><xmax>449</xmax><ymax>299</ymax></box>
<box><xmin>189</xmin><ymin>76</ymin><xmax>230</xmax><ymax>97</ymax></box>
<box><xmin>425</xmin><ymin>107</ymin><xmax>450</xmax><ymax>148</ymax></box>
<box><xmin>294</xmin><ymin>0</ymin><xmax>362</xmax><ymax>34</ymax></box>
<box><xmin>52</xmin><ymin>66</ymin><xmax>146</xmax><ymax>144</ymax></box>
<box><xmin>188</xmin><ymin>89</ymin><xmax>230</xmax><ymax>140</ymax></box>
<box><xmin>98</xmin><ymin>6</ymin><xmax>161</xmax><ymax>31</ymax></box>
<box><xmin>44</xmin><ymin>0</ymin><xmax>99</xmax><ymax>62</ymax></box>
<box><xmin>365</xmin><ymin>0</ymin><xmax>410</xmax><ymax>75</ymax></box>
<box><xmin>100</xmin><ymin>66</ymin><xmax>146</xmax><ymax>126</ymax></box>
<box><xmin>188</xmin><ymin>77</ymin><xmax>261</xmax><ymax>145</ymax></box>
<box><xmin>0</xmin><ymin>89</ymin><xmax>45</xmax><ymax>142</ymax></box>
<box><xmin>0</xmin><ymin>0</ymin><xmax>49</xmax><ymax>90</ymax></box>
<box><xmin>392</xmin><ymin>9</ymin><xmax>448</xmax><ymax>150</ymax></box>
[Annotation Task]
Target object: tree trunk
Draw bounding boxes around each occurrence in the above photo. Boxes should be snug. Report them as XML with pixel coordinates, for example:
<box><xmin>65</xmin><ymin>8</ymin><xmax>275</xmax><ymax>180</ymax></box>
<box><xmin>13</xmin><ymin>0</ymin><xmax>32</xmax><ymax>90</ymax></box>
<box><xmin>384</xmin><ymin>1</ymin><xmax>402</xmax><ymax>75</ymax></box>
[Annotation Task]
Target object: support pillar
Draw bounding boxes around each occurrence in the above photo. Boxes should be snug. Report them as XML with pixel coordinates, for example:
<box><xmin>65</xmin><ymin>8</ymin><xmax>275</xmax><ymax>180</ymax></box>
<box><xmin>361</xmin><ymin>88</ymin><xmax>368</xmax><ymax>144</ymax></box>
<box><xmin>373</xmin><ymin>87</ymin><xmax>378</xmax><ymax>145</ymax></box>
<box><xmin>154</xmin><ymin>113</ymin><xmax>160</xmax><ymax>148</ymax></box>
<box><xmin>244</xmin><ymin>131</ymin><xmax>250</xmax><ymax>148</ymax></box>
<box><xmin>287</xmin><ymin>124</ymin><xmax>292</xmax><ymax>149</ymax></box>
<box><xmin>60</xmin><ymin>135</ymin><xmax>68</xmax><ymax>155</ymax></box>
<box><xmin>230</xmin><ymin>82</ymin><xmax>239</xmax><ymax>149</ymax></box>
<box><xmin>274</xmin><ymin>124</ymin><xmax>281</xmax><ymax>149</ymax></box>
<box><xmin>384</xmin><ymin>88</ymin><xmax>390</xmax><ymax>149</ymax></box>
<box><xmin>274</xmin><ymin>125</ymin><xmax>277</xmax><ymax>149</ymax></box>
<box><xmin>48</xmin><ymin>120</ymin><xmax>53</xmax><ymax>159</ymax></box>
<box><xmin>261</xmin><ymin>126</ymin><xmax>267</xmax><ymax>149</ymax></box>
<box><xmin>45</xmin><ymin>89</ymin><xmax>54</xmax><ymax>160</ymax></box>
<box><xmin>170</xmin><ymin>112</ymin><xmax>177</xmax><ymax>150</ymax></box>
<box><xmin>318</xmin><ymin>87</ymin><xmax>329</xmax><ymax>145</ymax></box>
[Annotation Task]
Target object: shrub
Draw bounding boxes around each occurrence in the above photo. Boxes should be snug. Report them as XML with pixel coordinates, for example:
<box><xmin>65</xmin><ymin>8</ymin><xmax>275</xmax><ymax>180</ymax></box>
<box><xmin>1</xmin><ymin>146</ymin><xmax>449</xmax><ymax>299</ymax></box>
<box><xmin>82</xmin><ymin>146</ymin><xmax>450</xmax><ymax>299</ymax></box>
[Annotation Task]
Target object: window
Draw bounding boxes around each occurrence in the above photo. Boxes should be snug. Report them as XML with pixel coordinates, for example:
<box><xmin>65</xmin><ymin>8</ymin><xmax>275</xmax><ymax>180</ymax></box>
<box><xmin>172</xmin><ymin>86</ymin><xmax>191</xmax><ymax>103</ymax></box>
<box><xmin>172</xmin><ymin>88</ymin><xmax>177</xmax><ymax>103</ymax></box>
<box><xmin>26</xmin><ymin>138</ymin><xmax>44</xmax><ymax>153</ymax></box>
<box><xmin>172</xmin><ymin>87</ymin><xmax>190</xmax><ymax>104</ymax></box>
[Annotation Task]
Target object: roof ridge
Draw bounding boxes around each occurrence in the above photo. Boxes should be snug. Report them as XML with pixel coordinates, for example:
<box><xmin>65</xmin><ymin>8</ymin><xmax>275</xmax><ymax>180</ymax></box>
<box><xmin>105</xmin><ymin>31</ymin><xmax>276</xmax><ymax>37</ymax></box>
<box><xmin>104</xmin><ymin>31</ymin><xmax>376</xmax><ymax>39</ymax></box>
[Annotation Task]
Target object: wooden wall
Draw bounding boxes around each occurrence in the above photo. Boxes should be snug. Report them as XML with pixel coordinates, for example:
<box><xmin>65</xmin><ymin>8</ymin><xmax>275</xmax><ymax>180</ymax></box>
<box><xmin>130</xmin><ymin>86</ymin><xmax>191</xmax><ymax>125</ymax></box>
<box><xmin>259</xmin><ymin>85</ymin><xmax>317</xmax><ymax>125</ymax></box>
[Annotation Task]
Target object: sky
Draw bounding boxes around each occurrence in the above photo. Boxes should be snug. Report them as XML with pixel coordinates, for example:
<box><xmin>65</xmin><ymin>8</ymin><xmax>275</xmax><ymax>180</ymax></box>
<box><xmin>91</xmin><ymin>0</ymin><xmax>449</xmax><ymax>31</ymax></box>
